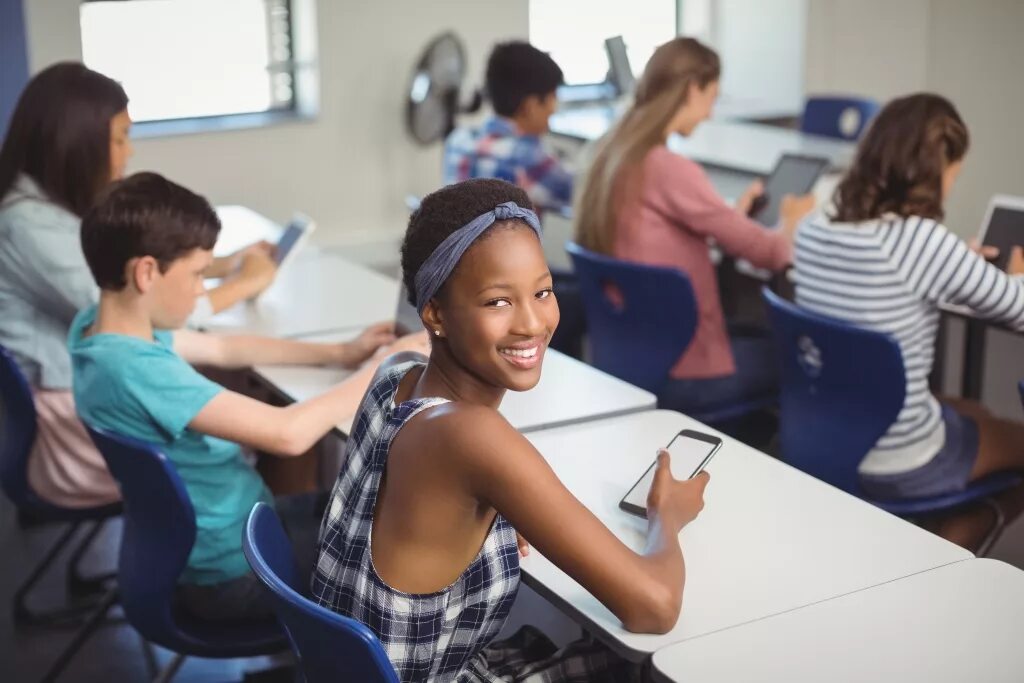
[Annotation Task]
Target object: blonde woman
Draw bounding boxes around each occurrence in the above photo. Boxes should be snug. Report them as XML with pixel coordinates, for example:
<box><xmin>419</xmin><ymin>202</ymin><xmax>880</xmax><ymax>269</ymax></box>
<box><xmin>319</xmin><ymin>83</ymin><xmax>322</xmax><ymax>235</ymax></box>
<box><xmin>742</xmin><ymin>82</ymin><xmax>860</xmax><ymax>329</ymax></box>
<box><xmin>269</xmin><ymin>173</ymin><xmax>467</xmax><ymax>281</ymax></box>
<box><xmin>575</xmin><ymin>38</ymin><xmax>812</xmax><ymax>415</ymax></box>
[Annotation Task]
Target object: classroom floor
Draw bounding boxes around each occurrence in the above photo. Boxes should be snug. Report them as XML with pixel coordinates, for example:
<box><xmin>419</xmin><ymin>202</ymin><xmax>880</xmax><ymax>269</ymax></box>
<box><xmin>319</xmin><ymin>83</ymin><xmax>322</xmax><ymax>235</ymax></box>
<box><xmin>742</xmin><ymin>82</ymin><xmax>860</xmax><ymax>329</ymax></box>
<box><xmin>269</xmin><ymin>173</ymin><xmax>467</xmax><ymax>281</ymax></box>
<box><xmin>4</xmin><ymin>484</ymin><xmax>1024</xmax><ymax>681</ymax></box>
<box><xmin>0</xmin><ymin>496</ymin><xmax>289</xmax><ymax>682</ymax></box>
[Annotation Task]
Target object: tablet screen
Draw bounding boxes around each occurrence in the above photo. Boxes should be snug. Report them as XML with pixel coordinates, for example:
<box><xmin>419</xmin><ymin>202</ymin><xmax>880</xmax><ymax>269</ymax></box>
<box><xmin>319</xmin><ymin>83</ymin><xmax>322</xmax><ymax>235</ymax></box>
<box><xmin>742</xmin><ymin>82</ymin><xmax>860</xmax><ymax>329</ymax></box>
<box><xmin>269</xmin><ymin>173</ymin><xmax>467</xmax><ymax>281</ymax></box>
<box><xmin>274</xmin><ymin>220</ymin><xmax>308</xmax><ymax>265</ymax></box>
<box><xmin>394</xmin><ymin>284</ymin><xmax>422</xmax><ymax>336</ymax></box>
<box><xmin>982</xmin><ymin>204</ymin><xmax>1024</xmax><ymax>272</ymax></box>
<box><xmin>754</xmin><ymin>154</ymin><xmax>830</xmax><ymax>227</ymax></box>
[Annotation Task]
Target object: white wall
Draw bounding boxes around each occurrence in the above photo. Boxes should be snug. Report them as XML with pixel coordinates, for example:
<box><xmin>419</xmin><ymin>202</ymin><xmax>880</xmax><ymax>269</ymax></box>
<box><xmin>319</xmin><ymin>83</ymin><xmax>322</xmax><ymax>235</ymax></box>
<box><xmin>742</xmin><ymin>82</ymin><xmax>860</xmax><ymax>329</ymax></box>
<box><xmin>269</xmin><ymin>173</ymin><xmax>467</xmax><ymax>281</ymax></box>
<box><xmin>712</xmin><ymin>0</ymin><xmax>807</xmax><ymax>117</ymax></box>
<box><xmin>804</xmin><ymin>0</ymin><xmax>1024</xmax><ymax>237</ymax></box>
<box><xmin>21</xmin><ymin>0</ymin><xmax>529</xmax><ymax>245</ymax></box>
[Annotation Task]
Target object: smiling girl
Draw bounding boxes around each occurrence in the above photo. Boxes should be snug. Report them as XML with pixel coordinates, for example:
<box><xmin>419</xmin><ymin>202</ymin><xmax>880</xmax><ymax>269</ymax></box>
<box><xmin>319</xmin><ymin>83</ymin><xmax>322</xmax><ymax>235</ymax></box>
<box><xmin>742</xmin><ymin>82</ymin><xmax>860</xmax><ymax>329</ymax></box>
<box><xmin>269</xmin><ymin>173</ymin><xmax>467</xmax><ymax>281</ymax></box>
<box><xmin>312</xmin><ymin>178</ymin><xmax>709</xmax><ymax>682</ymax></box>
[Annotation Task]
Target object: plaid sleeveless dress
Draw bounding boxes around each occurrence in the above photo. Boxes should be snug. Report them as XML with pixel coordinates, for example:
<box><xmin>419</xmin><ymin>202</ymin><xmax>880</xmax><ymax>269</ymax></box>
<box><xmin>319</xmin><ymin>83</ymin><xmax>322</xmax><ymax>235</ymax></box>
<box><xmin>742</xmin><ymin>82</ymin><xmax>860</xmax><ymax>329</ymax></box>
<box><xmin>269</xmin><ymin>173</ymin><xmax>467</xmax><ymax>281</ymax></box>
<box><xmin>311</xmin><ymin>361</ymin><xmax>638</xmax><ymax>682</ymax></box>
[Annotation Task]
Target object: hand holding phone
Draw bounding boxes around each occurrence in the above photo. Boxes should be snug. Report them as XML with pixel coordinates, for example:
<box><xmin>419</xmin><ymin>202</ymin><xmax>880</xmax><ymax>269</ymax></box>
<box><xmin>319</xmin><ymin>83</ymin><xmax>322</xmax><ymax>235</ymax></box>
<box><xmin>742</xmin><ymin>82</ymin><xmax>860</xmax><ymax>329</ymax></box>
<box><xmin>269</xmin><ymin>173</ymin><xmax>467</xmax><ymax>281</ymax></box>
<box><xmin>647</xmin><ymin>452</ymin><xmax>710</xmax><ymax>529</ymax></box>
<box><xmin>620</xmin><ymin>429</ymin><xmax>720</xmax><ymax>519</ymax></box>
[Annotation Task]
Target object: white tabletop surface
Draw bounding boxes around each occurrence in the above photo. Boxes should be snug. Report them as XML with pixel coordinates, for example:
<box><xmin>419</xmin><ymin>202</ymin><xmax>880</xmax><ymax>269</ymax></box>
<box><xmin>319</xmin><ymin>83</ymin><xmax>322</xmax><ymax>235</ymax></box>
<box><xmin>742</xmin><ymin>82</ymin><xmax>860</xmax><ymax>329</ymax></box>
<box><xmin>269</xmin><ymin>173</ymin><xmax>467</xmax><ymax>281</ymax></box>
<box><xmin>202</xmin><ymin>251</ymin><xmax>400</xmax><ymax>338</ymax></box>
<box><xmin>548</xmin><ymin>108</ymin><xmax>855</xmax><ymax>176</ymax></box>
<box><xmin>652</xmin><ymin>558</ymin><xmax>1023</xmax><ymax>682</ymax></box>
<box><xmin>214</xmin><ymin>205</ymin><xmax>286</xmax><ymax>256</ymax></box>
<box><xmin>253</xmin><ymin>331</ymin><xmax>656</xmax><ymax>435</ymax></box>
<box><xmin>519</xmin><ymin>410</ymin><xmax>971</xmax><ymax>661</ymax></box>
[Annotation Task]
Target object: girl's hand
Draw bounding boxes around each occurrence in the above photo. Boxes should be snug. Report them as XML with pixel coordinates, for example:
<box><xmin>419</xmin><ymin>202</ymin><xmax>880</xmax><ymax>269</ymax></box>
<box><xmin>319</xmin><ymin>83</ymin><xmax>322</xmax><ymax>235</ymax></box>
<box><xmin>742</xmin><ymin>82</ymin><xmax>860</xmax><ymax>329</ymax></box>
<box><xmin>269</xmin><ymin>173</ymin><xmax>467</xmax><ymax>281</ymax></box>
<box><xmin>516</xmin><ymin>531</ymin><xmax>530</xmax><ymax>558</ymax></box>
<box><xmin>736</xmin><ymin>179</ymin><xmax>765</xmax><ymax>215</ymax></box>
<box><xmin>646</xmin><ymin>449</ymin><xmax>710</xmax><ymax>531</ymax></box>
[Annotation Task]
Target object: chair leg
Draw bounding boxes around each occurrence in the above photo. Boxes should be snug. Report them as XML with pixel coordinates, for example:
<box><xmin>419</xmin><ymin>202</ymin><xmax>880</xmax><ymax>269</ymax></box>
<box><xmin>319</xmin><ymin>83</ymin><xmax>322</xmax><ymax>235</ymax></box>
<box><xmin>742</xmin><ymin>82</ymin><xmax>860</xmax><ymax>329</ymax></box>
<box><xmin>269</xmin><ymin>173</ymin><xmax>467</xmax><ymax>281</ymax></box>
<box><xmin>975</xmin><ymin>498</ymin><xmax>1008</xmax><ymax>558</ymax></box>
<box><xmin>39</xmin><ymin>587</ymin><xmax>118</xmax><ymax>683</ymax></box>
<box><xmin>139</xmin><ymin>633</ymin><xmax>160</xmax><ymax>680</ymax></box>
<box><xmin>13</xmin><ymin>522</ymin><xmax>80</xmax><ymax>625</ymax></box>
<box><xmin>65</xmin><ymin>519</ymin><xmax>116</xmax><ymax>597</ymax></box>
<box><xmin>152</xmin><ymin>653</ymin><xmax>187</xmax><ymax>683</ymax></box>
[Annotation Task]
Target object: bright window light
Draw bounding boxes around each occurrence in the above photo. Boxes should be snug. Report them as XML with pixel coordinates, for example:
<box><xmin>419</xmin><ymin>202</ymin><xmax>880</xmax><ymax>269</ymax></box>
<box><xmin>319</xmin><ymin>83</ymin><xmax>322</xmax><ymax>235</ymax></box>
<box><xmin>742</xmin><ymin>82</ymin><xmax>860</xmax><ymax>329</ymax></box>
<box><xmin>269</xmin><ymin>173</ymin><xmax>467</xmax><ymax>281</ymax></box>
<box><xmin>80</xmin><ymin>0</ymin><xmax>295</xmax><ymax>123</ymax></box>
<box><xmin>529</xmin><ymin>0</ymin><xmax>676</xmax><ymax>84</ymax></box>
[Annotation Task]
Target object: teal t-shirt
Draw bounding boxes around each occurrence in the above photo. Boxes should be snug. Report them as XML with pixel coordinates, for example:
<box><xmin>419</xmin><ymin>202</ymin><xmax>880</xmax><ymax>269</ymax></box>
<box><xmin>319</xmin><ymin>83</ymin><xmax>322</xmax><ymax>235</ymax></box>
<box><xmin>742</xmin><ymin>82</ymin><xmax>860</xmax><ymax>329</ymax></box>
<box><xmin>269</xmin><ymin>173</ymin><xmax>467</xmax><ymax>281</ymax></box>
<box><xmin>69</xmin><ymin>305</ymin><xmax>272</xmax><ymax>585</ymax></box>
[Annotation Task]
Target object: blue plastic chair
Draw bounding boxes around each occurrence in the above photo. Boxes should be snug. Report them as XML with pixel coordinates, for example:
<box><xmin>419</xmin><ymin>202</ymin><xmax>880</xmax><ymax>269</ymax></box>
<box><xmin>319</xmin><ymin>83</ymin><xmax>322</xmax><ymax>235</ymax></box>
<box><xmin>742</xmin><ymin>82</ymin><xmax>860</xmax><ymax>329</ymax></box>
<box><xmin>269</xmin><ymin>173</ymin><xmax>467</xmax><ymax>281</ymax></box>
<box><xmin>0</xmin><ymin>345</ymin><xmax>121</xmax><ymax>625</ymax></box>
<box><xmin>566</xmin><ymin>241</ymin><xmax>774</xmax><ymax>424</ymax></box>
<box><xmin>243</xmin><ymin>503</ymin><xmax>399</xmax><ymax>683</ymax></box>
<box><xmin>764</xmin><ymin>289</ymin><xmax>1022</xmax><ymax>554</ymax></box>
<box><xmin>66</xmin><ymin>425</ymin><xmax>287</xmax><ymax>682</ymax></box>
<box><xmin>800</xmin><ymin>96</ymin><xmax>880</xmax><ymax>141</ymax></box>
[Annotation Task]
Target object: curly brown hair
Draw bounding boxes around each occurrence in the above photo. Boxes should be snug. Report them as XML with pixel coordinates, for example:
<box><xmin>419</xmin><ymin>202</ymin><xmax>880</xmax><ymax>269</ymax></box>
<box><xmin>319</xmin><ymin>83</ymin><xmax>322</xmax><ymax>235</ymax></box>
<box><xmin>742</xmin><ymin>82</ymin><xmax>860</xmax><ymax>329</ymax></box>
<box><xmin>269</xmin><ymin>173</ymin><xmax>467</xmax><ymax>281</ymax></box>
<box><xmin>832</xmin><ymin>93</ymin><xmax>969</xmax><ymax>223</ymax></box>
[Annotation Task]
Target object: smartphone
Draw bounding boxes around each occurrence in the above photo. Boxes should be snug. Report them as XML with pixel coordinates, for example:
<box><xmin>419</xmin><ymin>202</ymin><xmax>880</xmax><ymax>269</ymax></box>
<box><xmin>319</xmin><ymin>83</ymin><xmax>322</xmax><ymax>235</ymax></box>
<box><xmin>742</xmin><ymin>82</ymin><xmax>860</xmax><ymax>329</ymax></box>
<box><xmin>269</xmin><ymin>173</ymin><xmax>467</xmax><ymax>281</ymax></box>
<box><xmin>619</xmin><ymin>429</ymin><xmax>721</xmax><ymax>519</ymax></box>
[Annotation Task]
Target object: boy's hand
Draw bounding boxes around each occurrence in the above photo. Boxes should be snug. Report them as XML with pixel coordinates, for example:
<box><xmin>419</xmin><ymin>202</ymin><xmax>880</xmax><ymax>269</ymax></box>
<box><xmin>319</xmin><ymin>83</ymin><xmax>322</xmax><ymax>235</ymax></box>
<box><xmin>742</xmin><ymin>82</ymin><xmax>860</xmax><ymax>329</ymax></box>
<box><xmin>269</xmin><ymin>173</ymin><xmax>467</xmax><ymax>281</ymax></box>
<box><xmin>340</xmin><ymin>322</ymin><xmax>397</xmax><ymax>367</ymax></box>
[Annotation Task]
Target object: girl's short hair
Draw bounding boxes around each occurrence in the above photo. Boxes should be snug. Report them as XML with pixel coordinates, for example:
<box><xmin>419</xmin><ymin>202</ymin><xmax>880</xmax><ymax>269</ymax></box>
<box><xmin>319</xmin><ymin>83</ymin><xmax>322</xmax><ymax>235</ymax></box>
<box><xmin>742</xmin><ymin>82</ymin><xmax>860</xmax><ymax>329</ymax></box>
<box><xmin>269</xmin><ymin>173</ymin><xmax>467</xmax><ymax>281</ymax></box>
<box><xmin>0</xmin><ymin>62</ymin><xmax>129</xmax><ymax>217</ymax></box>
<box><xmin>400</xmin><ymin>178</ymin><xmax>533</xmax><ymax>306</ymax></box>
<box><xmin>832</xmin><ymin>93</ymin><xmax>969</xmax><ymax>223</ymax></box>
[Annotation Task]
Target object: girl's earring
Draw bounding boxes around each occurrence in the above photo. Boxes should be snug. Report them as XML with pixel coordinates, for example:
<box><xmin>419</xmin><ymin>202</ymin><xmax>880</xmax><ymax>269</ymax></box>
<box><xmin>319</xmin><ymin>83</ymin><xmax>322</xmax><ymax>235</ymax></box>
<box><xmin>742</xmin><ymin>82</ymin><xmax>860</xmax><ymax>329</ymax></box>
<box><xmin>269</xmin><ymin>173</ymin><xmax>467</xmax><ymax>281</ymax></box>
<box><xmin>434</xmin><ymin>329</ymin><xmax>441</xmax><ymax>337</ymax></box>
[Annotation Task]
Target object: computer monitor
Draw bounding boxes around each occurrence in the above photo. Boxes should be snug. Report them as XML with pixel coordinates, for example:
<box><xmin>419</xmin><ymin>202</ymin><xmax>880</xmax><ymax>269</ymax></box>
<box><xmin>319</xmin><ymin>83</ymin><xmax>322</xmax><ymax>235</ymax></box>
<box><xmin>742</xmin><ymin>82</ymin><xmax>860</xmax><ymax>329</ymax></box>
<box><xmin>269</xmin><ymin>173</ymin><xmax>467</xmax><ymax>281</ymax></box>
<box><xmin>978</xmin><ymin>195</ymin><xmax>1024</xmax><ymax>272</ymax></box>
<box><xmin>604</xmin><ymin>36</ymin><xmax>635</xmax><ymax>96</ymax></box>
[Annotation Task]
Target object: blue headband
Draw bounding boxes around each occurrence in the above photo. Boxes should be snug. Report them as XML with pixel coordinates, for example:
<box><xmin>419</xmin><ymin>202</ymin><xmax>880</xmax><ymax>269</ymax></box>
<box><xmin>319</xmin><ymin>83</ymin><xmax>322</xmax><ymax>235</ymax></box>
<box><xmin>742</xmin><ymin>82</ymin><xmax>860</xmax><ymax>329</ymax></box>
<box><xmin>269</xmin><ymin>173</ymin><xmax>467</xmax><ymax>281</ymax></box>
<box><xmin>413</xmin><ymin>201</ymin><xmax>542</xmax><ymax>313</ymax></box>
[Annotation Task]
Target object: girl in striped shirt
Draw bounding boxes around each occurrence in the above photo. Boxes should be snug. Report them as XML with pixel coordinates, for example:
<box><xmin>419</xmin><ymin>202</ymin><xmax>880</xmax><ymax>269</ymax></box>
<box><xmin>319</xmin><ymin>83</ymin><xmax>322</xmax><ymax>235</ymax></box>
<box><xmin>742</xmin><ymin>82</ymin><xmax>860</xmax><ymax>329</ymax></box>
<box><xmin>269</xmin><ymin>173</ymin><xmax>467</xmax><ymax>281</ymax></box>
<box><xmin>793</xmin><ymin>93</ymin><xmax>1024</xmax><ymax>551</ymax></box>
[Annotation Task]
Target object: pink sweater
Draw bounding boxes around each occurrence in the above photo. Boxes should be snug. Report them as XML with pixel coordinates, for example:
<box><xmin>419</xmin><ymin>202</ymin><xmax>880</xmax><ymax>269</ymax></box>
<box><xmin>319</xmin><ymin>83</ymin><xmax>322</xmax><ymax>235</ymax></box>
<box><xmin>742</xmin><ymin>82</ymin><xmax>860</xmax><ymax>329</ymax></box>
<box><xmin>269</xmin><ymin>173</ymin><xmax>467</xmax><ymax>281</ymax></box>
<box><xmin>613</xmin><ymin>146</ymin><xmax>791</xmax><ymax>380</ymax></box>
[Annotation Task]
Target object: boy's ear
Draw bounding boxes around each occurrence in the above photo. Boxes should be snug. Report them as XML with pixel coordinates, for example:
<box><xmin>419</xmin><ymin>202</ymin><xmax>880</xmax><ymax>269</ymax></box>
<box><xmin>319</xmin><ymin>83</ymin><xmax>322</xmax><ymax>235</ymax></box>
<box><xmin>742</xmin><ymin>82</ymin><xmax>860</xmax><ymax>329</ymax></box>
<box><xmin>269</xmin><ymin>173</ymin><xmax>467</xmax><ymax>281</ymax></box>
<box><xmin>128</xmin><ymin>255</ymin><xmax>160</xmax><ymax>293</ymax></box>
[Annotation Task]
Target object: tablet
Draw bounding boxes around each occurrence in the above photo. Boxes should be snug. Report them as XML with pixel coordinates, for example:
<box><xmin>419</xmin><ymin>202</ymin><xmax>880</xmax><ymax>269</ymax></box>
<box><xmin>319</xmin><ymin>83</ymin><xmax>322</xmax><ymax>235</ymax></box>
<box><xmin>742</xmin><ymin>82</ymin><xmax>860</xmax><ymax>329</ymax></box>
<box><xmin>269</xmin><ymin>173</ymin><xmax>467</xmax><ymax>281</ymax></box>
<box><xmin>255</xmin><ymin>213</ymin><xmax>315</xmax><ymax>301</ymax></box>
<box><xmin>394</xmin><ymin>283</ymin><xmax>423</xmax><ymax>336</ymax></box>
<box><xmin>977</xmin><ymin>195</ymin><xmax>1024</xmax><ymax>272</ymax></box>
<box><xmin>751</xmin><ymin>154</ymin><xmax>830</xmax><ymax>227</ymax></box>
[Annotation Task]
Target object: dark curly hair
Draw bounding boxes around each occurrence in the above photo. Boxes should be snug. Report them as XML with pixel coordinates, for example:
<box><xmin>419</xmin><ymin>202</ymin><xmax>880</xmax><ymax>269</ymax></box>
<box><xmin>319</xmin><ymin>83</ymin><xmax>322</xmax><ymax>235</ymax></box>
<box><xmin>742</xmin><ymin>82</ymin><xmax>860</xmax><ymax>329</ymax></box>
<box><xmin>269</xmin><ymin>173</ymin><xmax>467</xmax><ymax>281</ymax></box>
<box><xmin>486</xmin><ymin>41</ymin><xmax>563</xmax><ymax>117</ymax></box>
<box><xmin>401</xmin><ymin>178</ymin><xmax>534</xmax><ymax>307</ymax></box>
<box><xmin>831</xmin><ymin>93</ymin><xmax>969</xmax><ymax>223</ymax></box>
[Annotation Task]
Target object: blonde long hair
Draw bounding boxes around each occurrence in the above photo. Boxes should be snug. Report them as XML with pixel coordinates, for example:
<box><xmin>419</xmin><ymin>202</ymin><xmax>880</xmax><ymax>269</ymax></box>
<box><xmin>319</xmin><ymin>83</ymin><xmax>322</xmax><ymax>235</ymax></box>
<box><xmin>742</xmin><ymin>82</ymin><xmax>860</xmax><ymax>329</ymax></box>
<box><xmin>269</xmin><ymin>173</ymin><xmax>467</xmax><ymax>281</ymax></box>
<box><xmin>575</xmin><ymin>38</ymin><xmax>720</xmax><ymax>254</ymax></box>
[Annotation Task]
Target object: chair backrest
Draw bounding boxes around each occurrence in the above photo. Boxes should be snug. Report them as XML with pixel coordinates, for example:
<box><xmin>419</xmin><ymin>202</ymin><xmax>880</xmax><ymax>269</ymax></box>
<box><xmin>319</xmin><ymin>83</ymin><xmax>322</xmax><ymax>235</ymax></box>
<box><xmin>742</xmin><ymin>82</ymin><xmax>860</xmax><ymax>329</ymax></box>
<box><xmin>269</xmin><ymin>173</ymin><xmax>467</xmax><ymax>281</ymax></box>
<box><xmin>763</xmin><ymin>289</ymin><xmax>906</xmax><ymax>495</ymax></box>
<box><xmin>800</xmin><ymin>96</ymin><xmax>880</xmax><ymax>141</ymax></box>
<box><xmin>0</xmin><ymin>345</ymin><xmax>40</xmax><ymax>509</ymax></box>
<box><xmin>566</xmin><ymin>241</ymin><xmax>697</xmax><ymax>394</ymax></box>
<box><xmin>85</xmin><ymin>424</ymin><xmax>198</xmax><ymax>649</ymax></box>
<box><xmin>243</xmin><ymin>503</ymin><xmax>399</xmax><ymax>683</ymax></box>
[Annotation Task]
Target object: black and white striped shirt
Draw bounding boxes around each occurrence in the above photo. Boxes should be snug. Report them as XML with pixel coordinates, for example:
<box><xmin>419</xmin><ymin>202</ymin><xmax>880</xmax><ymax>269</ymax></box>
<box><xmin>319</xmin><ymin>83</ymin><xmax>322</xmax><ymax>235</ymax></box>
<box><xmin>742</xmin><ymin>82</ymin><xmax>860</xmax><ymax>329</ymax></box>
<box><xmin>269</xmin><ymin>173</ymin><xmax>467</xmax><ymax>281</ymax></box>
<box><xmin>794</xmin><ymin>213</ymin><xmax>1024</xmax><ymax>474</ymax></box>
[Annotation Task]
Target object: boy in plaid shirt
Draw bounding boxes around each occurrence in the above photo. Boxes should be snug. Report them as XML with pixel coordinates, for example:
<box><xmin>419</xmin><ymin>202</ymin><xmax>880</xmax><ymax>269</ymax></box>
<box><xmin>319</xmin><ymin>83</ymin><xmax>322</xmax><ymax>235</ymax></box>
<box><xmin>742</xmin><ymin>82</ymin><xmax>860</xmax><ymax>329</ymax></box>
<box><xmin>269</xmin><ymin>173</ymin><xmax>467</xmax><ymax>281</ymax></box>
<box><xmin>443</xmin><ymin>42</ymin><xmax>573</xmax><ymax>213</ymax></box>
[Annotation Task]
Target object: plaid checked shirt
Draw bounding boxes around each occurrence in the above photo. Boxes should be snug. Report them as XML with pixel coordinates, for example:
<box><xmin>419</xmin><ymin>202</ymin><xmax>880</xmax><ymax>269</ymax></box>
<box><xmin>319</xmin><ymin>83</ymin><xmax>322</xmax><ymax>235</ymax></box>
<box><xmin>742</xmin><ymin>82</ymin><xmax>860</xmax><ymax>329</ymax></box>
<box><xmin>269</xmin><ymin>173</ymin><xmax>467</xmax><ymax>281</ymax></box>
<box><xmin>311</xmin><ymin>361</ymin><xmax>520</xmax><ymax>682</ymax></box>
<box><xmin>442</xmin><ymin>116</ymin><xmax>573</xmax><ymax>212</ymax></box>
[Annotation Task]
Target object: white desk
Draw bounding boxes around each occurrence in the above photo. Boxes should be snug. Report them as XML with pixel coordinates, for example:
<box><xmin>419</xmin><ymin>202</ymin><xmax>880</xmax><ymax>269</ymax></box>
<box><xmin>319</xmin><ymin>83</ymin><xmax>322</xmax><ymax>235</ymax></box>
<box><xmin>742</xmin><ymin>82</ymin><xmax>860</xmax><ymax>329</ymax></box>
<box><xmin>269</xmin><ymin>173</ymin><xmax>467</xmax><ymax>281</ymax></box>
<box><xmin>519</xmin><ymin>410</ymin><xmax>971</xmax><ymax>661</ymax></box>
<box><xmin>214</xmin><ymin>205</ymin><xmax>284</xmax><ymax>256</ymax></box>
<box><xmin>252</xmin><ymin>331</ymin><xmax>656</xmax><ymax>435</ymax></box>
<box><xmin>202</xmin><ymin>252</ymin><xmax>400</xmax><ymax>338</ymax></box>
<box><xmin>548</xmin><ymin>108</ymin><xmax>855</xmax><ymax>176</ymax></box>
<box><xmin>652</xmin><ymin>558</ymin><xmax>1024</xmax><ymax>682</ymax></box>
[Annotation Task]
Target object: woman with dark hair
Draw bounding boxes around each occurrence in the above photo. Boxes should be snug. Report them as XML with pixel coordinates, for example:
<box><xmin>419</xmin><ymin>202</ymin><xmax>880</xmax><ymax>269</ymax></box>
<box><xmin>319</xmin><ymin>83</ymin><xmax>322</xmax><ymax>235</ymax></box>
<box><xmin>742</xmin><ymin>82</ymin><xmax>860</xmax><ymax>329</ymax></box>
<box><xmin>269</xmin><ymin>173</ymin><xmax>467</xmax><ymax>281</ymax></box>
<box><xmin>0</xmin><ymin>62</ymin><xmax>276</xmax><ymax>507</ymax></box>
<box><xmin>575</xmin><ymin>37</ymin><xmax>814</xmax><ymax>420</ymax></box>
<box><xmin>793</xmin><ymin>93</ymin><xmax>1024</xmax><ymax>551</ymax></box>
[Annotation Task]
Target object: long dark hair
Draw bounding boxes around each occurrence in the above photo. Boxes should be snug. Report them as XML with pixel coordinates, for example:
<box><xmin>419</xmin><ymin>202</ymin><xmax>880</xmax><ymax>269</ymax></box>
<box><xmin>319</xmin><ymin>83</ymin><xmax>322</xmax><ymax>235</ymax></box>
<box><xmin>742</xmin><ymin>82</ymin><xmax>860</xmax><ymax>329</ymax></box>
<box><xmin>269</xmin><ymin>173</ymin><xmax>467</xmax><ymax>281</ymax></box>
<box><xmin>0</xmin><ymin>62</ymin><xmax>129</xmax><ymax>217</ymax></box>
<box><xmin>832</xmin><ymin>93</ymin><xmax>969</xmax><ymax>223</ymax></box>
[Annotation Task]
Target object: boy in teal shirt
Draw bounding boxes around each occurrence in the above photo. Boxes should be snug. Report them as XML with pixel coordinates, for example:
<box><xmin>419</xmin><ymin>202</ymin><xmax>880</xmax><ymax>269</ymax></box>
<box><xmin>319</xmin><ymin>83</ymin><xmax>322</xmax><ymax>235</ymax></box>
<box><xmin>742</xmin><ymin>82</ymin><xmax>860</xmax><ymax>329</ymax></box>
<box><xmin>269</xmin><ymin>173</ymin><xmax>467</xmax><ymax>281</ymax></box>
<box><xmin>71</xmin><ymin>172</ymin><xmax>427</xmax><ymax>619</ymax></box>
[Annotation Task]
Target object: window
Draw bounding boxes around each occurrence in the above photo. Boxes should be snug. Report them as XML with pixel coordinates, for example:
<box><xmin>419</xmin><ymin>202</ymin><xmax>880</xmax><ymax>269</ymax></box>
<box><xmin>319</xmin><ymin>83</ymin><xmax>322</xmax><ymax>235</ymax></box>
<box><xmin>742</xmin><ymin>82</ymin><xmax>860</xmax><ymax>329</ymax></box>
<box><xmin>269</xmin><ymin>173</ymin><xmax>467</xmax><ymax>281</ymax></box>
<box><xmin>80</xmin><ymin>0</ymin><xmax>306</xmax><ymax>125</ymax></box>
<box><xmin>529</xmin><ymin>0</ymin><xmax>677</xmax><ymax>85</ymax></box>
